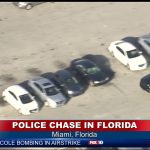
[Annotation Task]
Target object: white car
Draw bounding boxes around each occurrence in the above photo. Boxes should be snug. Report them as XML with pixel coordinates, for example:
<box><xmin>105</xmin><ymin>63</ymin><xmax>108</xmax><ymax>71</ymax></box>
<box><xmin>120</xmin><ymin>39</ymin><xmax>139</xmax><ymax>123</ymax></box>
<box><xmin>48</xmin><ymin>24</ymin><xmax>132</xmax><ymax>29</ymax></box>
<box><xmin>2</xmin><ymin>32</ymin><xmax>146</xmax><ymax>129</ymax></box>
<box><xmin>2</xmin><ymin>85</ymin><xmax>39</xmax><ymax>115</ymax></box>
<box><xmin>27</xmin><ymin>77</ymin><xmax>67</xmax><ymax>108</ymax></box>
<box><xmin>108</xmin><ymin>40</ymin><xmax>147</xmax><ymax>71</ymax></box>
<box><xmin>138</xmin><ymin>34</ymin><xmax>150</xmax><ymax>56</ymax></box>
<box><xmin>13</xmin><ymin>2</ymin><xmax>44</xmax><ymax>10</ymax></box>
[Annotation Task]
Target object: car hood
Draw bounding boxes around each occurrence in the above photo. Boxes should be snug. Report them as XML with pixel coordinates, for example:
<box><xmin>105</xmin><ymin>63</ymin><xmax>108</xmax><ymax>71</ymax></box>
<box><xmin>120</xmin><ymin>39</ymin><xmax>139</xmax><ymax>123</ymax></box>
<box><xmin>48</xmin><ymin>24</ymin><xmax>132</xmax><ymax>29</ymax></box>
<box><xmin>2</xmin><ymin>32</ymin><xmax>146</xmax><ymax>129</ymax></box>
<box><xmin>128</xmin><ymin>55</ymin><xmax>147</xmax><ymax>65</ymax></box>
<box><xmin>88</xmin><ymin>71</ymin><xmax>107</xmax><ymax>82</ymax></box>
<box><xmin>23</xmin><ymin>100</ymin><xmax>38</xmax><ymax>110</ymax></box>
<box><xmin>141</xmin><ymin>74</ymin><xmax>150</xmax><ymax>84</ymax></box>
<box><xmin>49</xmin><ymin>93</ymin><xmax>66</xmax><ymax>102</ymax></box>
<box><xmin>66</xmin><ymin>83</ymin><xmax>84</xmax><ymax>93</ymax></box>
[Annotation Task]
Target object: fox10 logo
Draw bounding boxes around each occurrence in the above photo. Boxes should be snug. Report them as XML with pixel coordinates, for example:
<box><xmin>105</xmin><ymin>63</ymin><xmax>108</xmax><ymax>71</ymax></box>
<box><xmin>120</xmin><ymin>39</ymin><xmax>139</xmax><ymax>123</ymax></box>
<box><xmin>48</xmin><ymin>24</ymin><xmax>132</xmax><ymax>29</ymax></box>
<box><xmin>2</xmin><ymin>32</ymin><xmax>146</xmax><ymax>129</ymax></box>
<box><xmin>88</xmin><ymin>140</ymin><xmax>104</xmax><ymax>145</ymax></box>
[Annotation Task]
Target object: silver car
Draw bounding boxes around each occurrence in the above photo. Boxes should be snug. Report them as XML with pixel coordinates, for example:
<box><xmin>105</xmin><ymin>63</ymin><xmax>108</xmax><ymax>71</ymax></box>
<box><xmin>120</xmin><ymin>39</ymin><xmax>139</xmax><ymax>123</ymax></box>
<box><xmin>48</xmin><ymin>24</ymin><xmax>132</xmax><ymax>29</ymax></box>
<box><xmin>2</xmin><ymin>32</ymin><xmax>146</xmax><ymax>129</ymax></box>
<box><xmin>13</xmin><ymin>2</ymin><xmax>44</xmax><ymax>10</ymax></box>
<box><xmin>28</xmin><ymin>77</ymin><xmax>67</xmax><ymax>108</ymax></box>
<box><xmin>138</xmin><ymin>34</ymin><xmax>150</xmax><ymax>56</ymax></box>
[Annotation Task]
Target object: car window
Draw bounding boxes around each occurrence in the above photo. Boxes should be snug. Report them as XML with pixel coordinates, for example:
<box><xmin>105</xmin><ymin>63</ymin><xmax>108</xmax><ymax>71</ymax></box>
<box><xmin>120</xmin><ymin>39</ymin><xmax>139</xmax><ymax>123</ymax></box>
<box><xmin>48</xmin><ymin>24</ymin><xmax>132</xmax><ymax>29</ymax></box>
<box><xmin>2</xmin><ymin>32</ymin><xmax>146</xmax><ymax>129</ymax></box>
<box><xmin>34</xmin><ymin>83</ymin><xmax>43</xmax><ymax>92</ymax></box>
<box><xmin>43</xmin><ymin>83</ymin><xmax>51</xmax><ymax>86</ymax></box>
<box><xmin>45</xmin><ymin>86</ymin><xmax>59</xmax><ymax>96</ymax></box>
<box><xmin>66</xmin><ymin>77</ymin><xmax>79</xmax><ymax>86</ymax></box>
<box><xmin>87</xmin><ymin>67</ymin><xmax>101</xmax><ymax>74</ymax></box>
<box><xmin>116</xmin><ymin>46</ymin><xmax>125</xmax><ymax>55</ymax></box>
<box><xmin>56</xmin><ymin>74</ymin><xmax>63</xmax><ymax>83</ymax></box>
<box><xmin>76</xmin><ymin>65</ymin><xmax>86</xmax><ymax>72</ymax></box>
<box><xmin>19</xmin><ymin>94</ymin><xmax>33</xmax><ymax>104</ymax></box>
<box><xmin>8</xmin><ymin>91</ymin><xmax>18</xmax><ymax>100</ymax></box>
<box><xmin>127</xmin><ymin>49</ymin><xmax>141</xmax><ymax>58</ymax></box>
<box><xmin>144</xmin><ymin>40</ymin><xmax>150</xmax><ymax>47</ymax></box>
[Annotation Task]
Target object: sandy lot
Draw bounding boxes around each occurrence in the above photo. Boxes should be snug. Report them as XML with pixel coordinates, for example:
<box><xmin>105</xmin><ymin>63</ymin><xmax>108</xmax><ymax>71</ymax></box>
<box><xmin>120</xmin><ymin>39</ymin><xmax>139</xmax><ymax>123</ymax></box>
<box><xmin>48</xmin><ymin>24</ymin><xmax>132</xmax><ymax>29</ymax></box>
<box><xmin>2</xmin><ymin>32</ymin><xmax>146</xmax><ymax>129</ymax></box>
<box><xmin>0</xmin><ymin>2</ymin><xmax>150</xmax><ymax>119</ymax></box>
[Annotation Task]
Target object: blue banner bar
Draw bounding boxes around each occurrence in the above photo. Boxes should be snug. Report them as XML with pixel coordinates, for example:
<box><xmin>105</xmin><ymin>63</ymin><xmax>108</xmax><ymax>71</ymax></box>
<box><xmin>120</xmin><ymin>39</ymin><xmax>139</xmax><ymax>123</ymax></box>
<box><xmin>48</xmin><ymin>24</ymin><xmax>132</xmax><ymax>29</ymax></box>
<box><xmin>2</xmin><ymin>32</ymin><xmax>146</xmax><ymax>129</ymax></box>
<box><xmin>0</xmin><ymin>132</ymin><xmax>149</xmax><ymax>147</ymax></box>
<box><xmin>0</xmin><ymin>138</ymin><xmax>149</xmax><ymax>147</ymax></box>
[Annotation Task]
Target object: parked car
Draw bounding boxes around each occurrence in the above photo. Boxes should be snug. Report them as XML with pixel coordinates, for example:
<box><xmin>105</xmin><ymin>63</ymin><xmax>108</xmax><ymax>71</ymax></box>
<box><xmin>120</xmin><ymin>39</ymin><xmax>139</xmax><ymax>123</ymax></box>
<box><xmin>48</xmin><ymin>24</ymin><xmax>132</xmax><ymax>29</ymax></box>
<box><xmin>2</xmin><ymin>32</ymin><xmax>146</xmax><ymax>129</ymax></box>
<box><xmin>12</xmin><ymin>2</ymin><xmax>44</xmax><ymax>10</ymax></box>
<box><xmin>138</xmin><ymin>34</ymin><xmax>150</xmax><ymax>56</ymax></box>
<box><xmin>71</xmin><ymin>59</ymin><xmax>109</xmax><ymax>86</ymax></box>
<box><xmin>53</xmin><ymin>69</ymin><xmax>84</xmax><ymax>97</ymax></box>
<box><xmin>140</xmin><ymin>74</ymin><xmax>150</xmax><ymax>92</ymax></box>
<box><xmin>108</xmin><ymin>40</ymin><xmax>147</xmax><ymax>71</ymax></box>
<box><xmin>2</xmin><ymin>85</ymin><xmax>39</xmax><ymax>115</ymax></box>
<box><xmin>28</xmin><ymin>76</ymin><xmax>67</xmax><ymax>108</ymax></box>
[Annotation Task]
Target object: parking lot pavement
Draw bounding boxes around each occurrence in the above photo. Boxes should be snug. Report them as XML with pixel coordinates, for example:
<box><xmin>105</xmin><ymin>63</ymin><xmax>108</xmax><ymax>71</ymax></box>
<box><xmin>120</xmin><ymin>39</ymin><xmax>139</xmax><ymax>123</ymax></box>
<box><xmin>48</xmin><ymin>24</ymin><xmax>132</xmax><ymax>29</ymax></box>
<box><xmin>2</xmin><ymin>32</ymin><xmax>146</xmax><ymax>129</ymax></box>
<box><xmin>0</xmin><ymin>2</ymin><xmax>150</xmax><ymax>119</ymax></box>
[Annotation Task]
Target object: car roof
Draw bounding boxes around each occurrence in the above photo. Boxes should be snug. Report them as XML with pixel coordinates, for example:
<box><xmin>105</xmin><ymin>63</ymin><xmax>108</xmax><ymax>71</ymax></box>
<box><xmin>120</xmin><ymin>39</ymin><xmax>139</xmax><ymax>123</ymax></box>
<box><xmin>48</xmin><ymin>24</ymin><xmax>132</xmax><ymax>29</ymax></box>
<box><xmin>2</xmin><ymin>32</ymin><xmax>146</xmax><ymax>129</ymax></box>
<box><xmin>56</xmin><ymin>69</ymin><xmax>73</xmax><ymax>79</ymax></box>
<box><xmin>117</xmin><ymin>42</ymin><xmax>136</xmax><ymax>52</ymax></box>
<box><xmin>31</xmin><ymin>76</ymin><xmax>54</xmax><ymax>87</ymax></box>
<box><xmin>73</xmin><ymin>58</ymin><xmax>94</xmax><ymax>65</ymax></box>
<box><xmin>140</xmin><ymin>34</ymin><xmax>150</xmax><ymax>40</ymax></box>
<box><xmin>73</xmin><ymin>59</ymin><xmax>96</xmax><ymax>69</ymax></box>
<box><xmin>7</xmin><ymin>85</ymin><xmax>28</xmax><ymax>96</ymax></box>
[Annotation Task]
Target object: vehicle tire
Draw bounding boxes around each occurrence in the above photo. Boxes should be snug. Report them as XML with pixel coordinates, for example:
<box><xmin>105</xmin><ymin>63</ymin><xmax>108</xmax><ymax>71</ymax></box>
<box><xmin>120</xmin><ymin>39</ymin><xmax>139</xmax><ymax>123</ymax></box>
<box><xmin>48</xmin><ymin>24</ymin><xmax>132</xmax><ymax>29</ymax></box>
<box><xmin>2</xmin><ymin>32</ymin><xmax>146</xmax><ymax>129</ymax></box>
<box><xmin>25</xmin><ymin>4</ymin><xmax>32</xmax><ymax>10</ymax></box>
<box><xmin>2</xmin><ymin>96</ymin><xmax>6</xmax><ymax>102</ymax></box>
<box><xmin>147</xmin><ymin>88</ymin><xmax>150</xmax><ymax>93</ymax></box>
<box><xmin>18</xmin><ymin>109</ymin><xmax>23</xmax><ymax>114</ymax></box>
<box><xmin>127</xmin><ymin>64</ymin><xmax>130</xmax><ymax>70</ymax></box>
<box><xmin>90</xmin><ymin>81</ymin><xmax>95</xmax><ymax>86</ymax></box>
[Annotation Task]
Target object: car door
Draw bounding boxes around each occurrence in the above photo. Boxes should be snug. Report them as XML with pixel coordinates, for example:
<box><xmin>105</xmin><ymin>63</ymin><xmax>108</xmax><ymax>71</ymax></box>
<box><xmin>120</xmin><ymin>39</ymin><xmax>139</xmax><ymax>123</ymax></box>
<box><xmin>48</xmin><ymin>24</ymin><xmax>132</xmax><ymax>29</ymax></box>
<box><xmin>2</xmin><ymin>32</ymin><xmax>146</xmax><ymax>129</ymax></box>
<box><xmin>33</xmin><ymin>82</ymin><xmax>45</xmax><ymax>101</ymax></box>
<box><xmin>7</xmin><ymin>91</ymin><xmax>20</xmax><ymax>109</ymax></box>
<box><xmin>74</xmin><ymin>64</ymin><xmax>90</xmax><ymax>82</ymax></box>
<box><xmin>55</xmin><ymin>74</ymin><xmax>68</xmax><ymax>94</ymax></box>
<box><xmin>55</xmin><ymin>74</ymin><xmax>64</xmax><ymax>87</ymax></box>
<box><xmin>142</xmin><ymin>40</ymin><xmax>150</xmax><ymax>55</ymax></box>
<box><xmin>114</xmin><ymin>46</ymin><xmax>127</xmax><ymax>65</ymax></box>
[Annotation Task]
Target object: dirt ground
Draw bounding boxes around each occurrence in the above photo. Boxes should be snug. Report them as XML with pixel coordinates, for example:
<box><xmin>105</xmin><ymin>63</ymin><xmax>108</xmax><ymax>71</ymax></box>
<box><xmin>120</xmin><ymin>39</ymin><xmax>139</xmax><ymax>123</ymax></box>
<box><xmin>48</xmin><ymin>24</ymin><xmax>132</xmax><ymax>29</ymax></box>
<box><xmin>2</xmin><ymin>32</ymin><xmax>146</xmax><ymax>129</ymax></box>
<box><xmin>0</xmin><ymin>2</ymin><xmax>150</xmax><ymax>119</ymax></box>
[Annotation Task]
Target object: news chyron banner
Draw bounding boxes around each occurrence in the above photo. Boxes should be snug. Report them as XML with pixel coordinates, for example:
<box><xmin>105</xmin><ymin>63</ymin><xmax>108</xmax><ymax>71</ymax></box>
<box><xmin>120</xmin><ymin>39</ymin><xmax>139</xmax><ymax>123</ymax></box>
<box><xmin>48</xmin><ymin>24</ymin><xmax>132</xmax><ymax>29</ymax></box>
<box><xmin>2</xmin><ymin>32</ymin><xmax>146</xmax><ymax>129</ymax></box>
<box><xmin>0</xmin><ymin>120</ymin><xmax>150</xmax><ymax>147</ymax></box>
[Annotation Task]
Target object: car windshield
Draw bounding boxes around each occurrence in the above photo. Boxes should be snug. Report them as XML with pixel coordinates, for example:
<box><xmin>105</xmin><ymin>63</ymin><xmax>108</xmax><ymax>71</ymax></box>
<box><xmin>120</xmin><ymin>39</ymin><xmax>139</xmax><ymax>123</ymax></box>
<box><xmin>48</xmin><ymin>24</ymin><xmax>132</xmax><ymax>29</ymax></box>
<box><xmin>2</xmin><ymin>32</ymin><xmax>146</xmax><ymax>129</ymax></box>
<box><xmin>45</xmin><ymin>86</ymin><xmax>59</xmax><ymax>96</ymax></box>
<box><xmin>144</xmin><ymin>40</ymin><xmax>150</xmax><ymax>47</ymax></box>
<box><xmin>127</xmin><ymin>49</ymin><xmax>141</xmax><ymax>58</ymax></box>
<box><xmin>19</xmin><ymin>94</ymin><xmax>33</xmax><ymax>104</ymax></box>
<box><xmin>77</xmin><ymin>64</ymin><xmax>101</xmax><ymax>75</ymax></box>
<box><xmin>66</xmin><ymin>77</ymin><xmax>79</xmax><ymax>86</ymax></box>
<box><xmin>87</xmin><ymin>67</ymin><xmax>101</xmax><ymax>74</ymax></box>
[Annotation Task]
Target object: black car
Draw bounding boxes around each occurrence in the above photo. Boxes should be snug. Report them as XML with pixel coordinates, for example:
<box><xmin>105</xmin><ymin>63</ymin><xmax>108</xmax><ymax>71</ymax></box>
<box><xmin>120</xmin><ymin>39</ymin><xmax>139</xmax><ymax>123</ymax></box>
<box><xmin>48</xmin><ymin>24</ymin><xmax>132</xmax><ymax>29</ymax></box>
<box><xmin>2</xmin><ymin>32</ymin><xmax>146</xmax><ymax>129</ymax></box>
<box><xmin>140</xmin><ymin>74</ymin><xmax>150</xmax><ymax>92</ymax></box>
<box><xmin>71</xmin><ymin>59</ymin><xmax>109</xmax><ymax>86</ymax></box>
<box><xmin>53</xmin><ymin>69</ymin><xmax>84</xmax><ymax>97</ymax></box>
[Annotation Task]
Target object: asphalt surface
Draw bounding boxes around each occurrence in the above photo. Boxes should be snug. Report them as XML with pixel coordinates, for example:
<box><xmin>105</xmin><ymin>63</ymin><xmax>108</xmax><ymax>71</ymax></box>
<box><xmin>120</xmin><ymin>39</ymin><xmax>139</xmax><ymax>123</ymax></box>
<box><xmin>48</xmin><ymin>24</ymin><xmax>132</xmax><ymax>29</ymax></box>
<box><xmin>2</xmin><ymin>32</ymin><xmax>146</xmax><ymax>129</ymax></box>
<box><xmin>0</xmin><ymin>2</ymin><xmax>150</xmax><ymax>119</ymax></box>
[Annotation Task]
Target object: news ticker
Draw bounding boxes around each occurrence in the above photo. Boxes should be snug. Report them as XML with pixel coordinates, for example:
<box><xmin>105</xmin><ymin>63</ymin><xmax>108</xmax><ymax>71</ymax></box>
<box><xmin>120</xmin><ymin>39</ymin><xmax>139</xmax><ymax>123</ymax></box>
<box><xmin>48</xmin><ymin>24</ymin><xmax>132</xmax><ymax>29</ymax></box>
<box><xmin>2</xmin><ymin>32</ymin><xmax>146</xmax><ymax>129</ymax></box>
<box><xmin>0</xmin><ymin>132</ymin><xmax>150</xmax><ymax>147</ymax></box>
<box><xmin>0</xmin><ymin>120</ymin><xmax>150</xmax><ymax>147</ymax></box>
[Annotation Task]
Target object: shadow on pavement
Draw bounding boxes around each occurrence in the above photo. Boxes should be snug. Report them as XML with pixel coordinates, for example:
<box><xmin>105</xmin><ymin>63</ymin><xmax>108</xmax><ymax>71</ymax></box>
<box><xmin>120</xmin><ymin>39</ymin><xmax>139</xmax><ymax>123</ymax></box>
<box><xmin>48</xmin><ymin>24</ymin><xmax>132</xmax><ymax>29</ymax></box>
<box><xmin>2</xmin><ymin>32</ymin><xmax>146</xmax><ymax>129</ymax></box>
<box><xmin>0</xmin><ymin>96</ymin><xmax>7</xmax><ymax>107</ymax></box>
